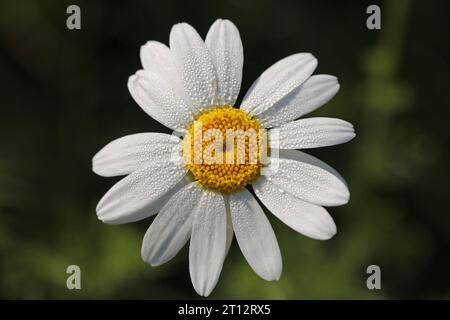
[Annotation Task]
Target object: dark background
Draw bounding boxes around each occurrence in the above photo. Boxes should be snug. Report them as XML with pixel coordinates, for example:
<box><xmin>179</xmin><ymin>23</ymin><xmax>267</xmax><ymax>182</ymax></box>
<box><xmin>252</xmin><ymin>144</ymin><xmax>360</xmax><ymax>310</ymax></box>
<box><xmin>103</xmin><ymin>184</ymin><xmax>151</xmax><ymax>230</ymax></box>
<box><xmin>0</xmin><ymin>0</ymin><xmax>449</xmax><ymax>299</ymax></box>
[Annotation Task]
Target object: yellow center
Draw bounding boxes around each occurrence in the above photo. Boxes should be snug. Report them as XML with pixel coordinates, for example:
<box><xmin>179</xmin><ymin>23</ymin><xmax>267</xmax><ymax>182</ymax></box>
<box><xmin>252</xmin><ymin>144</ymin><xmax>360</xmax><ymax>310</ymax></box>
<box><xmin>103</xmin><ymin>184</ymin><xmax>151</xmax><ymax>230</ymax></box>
<box><xmin>182</xmin><ymin>106</ymin><xmax>264</xmax><ymax>193</ymax></box>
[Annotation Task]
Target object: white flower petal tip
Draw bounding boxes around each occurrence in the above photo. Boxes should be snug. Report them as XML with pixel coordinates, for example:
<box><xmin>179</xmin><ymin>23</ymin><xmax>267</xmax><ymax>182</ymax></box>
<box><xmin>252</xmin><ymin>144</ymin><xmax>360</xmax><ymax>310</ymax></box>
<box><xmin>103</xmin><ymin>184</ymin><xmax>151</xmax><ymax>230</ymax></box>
<box><xmin>270</xmin><ymin>150</ymin><xmax>350</xmax><ymax>206</ymax></box>
<box><xmin>139</xmin><ymin>41</ymin><xmax>171</xmax><ymax>72</ymax></box>
<box><xmin>170</xmin><ymin>22</ymin><xmax>217</xmax><ymax>111</ymax></box>
<box><xmin>323</xmin><ymin>225</ymin><xmax>337</xmax><ymax>240</ymax></box>
<box><xmin>205</xmin><ymin>18</ymin><xmax>243</xmax><ymax>106</ymax></box>
<box><xmin>139</xmin><ymin>41</ymin><xmax>188</xmax><ymax>100</ymax></box>
<box><xmin>92</xmin><ymin>133</ymin><xmax>181</xmax><ymax>177</ymax></box>
<box><xmin>127</xmin><ymin>70</ymin><xmax>193</xmax><ymax>130</ymax></box>
<box><xmin>271</xmin><ymin>117</ymin><xmax>356</xmax><ymax>150</ymax></box>
<box><xmin>258</xmin><ymin>74</ymin><xmax>341</xmax><ymax>128</ymax></box>
<box><xmin>253</xmin><ymin>177</ymin><xmax>337</xmax><ymax>240</ymax></box>
<box><xmin>96</xmin><ymin>164</ymin><xmax>186</xmax><ymax>224</ymax></box>
<box><xmin>241</xmin><ymin>53</ymin><xmax>318</xmax><ymax>116</ymax></box>
<box><xmin>230</xmin><ymin>189</ymin><xmax>282</xmax><ymax>281</ymax></box>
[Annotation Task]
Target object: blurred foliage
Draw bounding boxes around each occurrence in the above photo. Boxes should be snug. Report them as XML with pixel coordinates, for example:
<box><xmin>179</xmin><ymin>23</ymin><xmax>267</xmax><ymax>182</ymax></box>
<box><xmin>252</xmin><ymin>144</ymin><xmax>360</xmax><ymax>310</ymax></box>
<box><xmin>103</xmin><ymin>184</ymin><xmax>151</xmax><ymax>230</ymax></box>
<box><xmin>0</xmin><ymin>0</ymin><xmax>449</xmax><ymax>299</ymax></box>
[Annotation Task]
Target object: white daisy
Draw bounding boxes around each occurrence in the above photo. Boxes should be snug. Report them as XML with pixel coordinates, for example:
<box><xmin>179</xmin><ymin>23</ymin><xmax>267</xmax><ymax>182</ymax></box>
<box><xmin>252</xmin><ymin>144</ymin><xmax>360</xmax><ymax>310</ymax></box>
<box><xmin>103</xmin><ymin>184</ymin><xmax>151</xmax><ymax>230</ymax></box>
<box><xmin>92</xmin><ymin>19</ymin><xmax>355</xmax><ymax>297</ymax></box>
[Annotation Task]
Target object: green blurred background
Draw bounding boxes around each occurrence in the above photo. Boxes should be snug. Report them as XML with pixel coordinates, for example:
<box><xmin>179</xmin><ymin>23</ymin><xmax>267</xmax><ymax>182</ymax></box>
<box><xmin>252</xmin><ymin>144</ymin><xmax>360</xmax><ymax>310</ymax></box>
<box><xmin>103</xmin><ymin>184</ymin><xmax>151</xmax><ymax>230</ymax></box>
<box><xmin>0</xmin><ymin>0</ymin><xmax>449</xmax><ymax>299</ymax></box>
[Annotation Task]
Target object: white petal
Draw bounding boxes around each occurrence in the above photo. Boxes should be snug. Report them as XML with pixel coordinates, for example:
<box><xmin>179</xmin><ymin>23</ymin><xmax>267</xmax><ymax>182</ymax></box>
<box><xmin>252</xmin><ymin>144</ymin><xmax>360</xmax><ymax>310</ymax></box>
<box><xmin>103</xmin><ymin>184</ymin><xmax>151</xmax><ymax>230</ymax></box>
<box><xmin>189</xmin><ymin>190</ymin><xmax>227</xmax><ymax>297</ymax></box>
<box><xmin>253</xmin><ymin>176</ymin><xmax>336</xmax><ymax>240</ymax></box>
<box><xmin>103</xmin><ymin>178</ymin><xmax>189</xmax><ymax>225</ymax></box>
<box><xmin>128</xmin><ymin>70</ymin><xmax>194</xmax><ymax>130</ymax></box>
<box><xmin>205</xmin><ymin>19</ymin><xmax>243</xmax><ymax>106</ymax></box>
<box><xmin>170</xmin><ymin>22</ymin><xmax>217</xmax><ymax>111</ymax></box>
<box><xmin>141</xmin><ymin>182</ymin><xmax>203</xmax><ymax>266</ymax></box>
<box><xmin>257</xmin><ymin>75</ymin><xmax>340</xmax><ymax>128</ymax></box>
<box><xmin>96</xmin><ymin>162</ymin><xmax>187</xmax><ymax>224</ymax></box>
<box><xmin>241</xmin><ymin>53</ymin><xmax>317</xmax><ymax>116</ymax></box>
<box><xmin>230</xmin><ymin>188</ymin><xmax>282</xmax><ymax>281</ymax></box>
<box><xmin>280</xmin><ymin>149</ymin><xmax>347</xmax><ymax>183</ymax></box>
<box><xmin>224</xmin><ymin>195</ymin><xmax>234</xmax><ymax>255</ymax></box>
<box><xmin>93</xmin><ymin>133</ymin><xmax>181</xmax><ymax>177</ymax></box>
<box><xmin>140</xmin><ymin>41</ymin><xmax>188</xmax><ymax>101</ymax></box>
<box><xmin>268</xmin><ymin>149</ymin><xmax>349</xmax><ymax>206</ymax></box>
<box><xmin>270</xmin><ymin>117</ymin><xmax>355</xmax><ymax>150</ymax></box>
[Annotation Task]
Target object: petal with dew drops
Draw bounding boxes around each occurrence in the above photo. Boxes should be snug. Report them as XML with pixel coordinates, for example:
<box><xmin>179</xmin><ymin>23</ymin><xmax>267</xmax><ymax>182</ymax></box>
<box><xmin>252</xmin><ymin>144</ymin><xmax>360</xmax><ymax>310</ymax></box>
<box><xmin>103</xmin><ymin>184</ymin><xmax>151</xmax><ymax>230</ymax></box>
<box><xmin>141</xmin><ymin>182</ymin><xmax>203</xmax><ymax>266</ymax></box>
<box><xmin>253</xmin><ymin>176</ymin><xmax>337</xmax><ymax>240</ymax></box>
<box><xmin>230</xmin><ymin>188</ymin><xmax>282</xmax><ymax>281</ymax></box>
<box><xmin>205</xmin><ymin>19</ymin><xmax>243</xmax><ymax>106</ymax></box>
<box><xmin>257</xmin><ymin>75</ymin><xmax>340</xmax><ymax>128</ymax></box>
<box><xmin>270</xmin><ymin>117</ymin><xmax>355</xmax><ymax>150</ymax></box>
<box><xmin>170</xmin><ymin>22</ymin><xmax>217</xmax><ymax>111</ymax></box>
<box><xmin>96</xmin><ymin>163</ymin><xmax>186</xmax><ymax>224</ymax></box>
<box><xmin>189</xmin><ymin>190</ymin><xmax>227</xmax><ymax>297</ymax></box>
<box><xmin>128</xmin><ymin>70</ymin><xmax>194</xmax><ymax>130</ymax></box>
<box><xmin>241</xmin><ymin>53</ymin><xmax>317</xmax><ymax>116</ymax></box>
<box><xmin>266</xmin><ymin>149</ymin><xmax>350</xmax><ymax>206</ymax></box>
<box><xmin>93</xmin><ymin>133</ymin><xmax>181</xmax><ymax>177</ymax></box>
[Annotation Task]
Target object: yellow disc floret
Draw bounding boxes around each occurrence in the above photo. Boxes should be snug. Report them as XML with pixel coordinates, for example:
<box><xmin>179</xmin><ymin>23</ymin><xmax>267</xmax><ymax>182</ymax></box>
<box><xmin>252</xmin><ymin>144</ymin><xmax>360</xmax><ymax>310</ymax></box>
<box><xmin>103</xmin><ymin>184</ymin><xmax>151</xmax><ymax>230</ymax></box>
<box><xmin>183</xmin><ymin>106</ymin><xmax>264</xmax><ymax>193</ymax></box>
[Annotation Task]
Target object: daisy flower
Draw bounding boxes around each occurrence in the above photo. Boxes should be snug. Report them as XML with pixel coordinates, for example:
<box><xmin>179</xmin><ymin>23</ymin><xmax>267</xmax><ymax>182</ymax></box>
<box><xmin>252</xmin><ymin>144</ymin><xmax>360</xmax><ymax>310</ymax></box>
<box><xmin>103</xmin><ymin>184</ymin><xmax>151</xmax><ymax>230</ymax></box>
<box><xmin>92</xmin><ymin>19</ymin><xmax>355</xmax><ymax>296</ymax></box>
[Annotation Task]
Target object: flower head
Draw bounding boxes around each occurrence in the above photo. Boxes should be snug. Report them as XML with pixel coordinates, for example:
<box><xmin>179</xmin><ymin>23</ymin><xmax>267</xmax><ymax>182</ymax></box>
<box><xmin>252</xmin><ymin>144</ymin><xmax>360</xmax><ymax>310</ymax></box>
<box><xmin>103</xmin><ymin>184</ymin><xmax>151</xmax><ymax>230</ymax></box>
<box><xmin>93</xmin><ymin>19</ymin><xmax>355</xmax><ymax>296</ymax></box>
